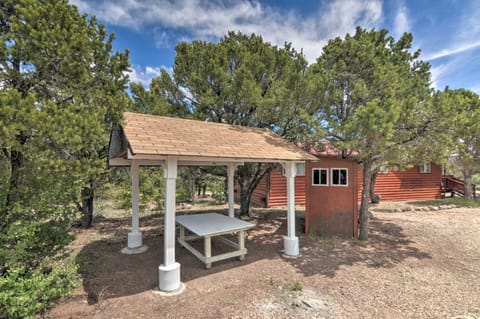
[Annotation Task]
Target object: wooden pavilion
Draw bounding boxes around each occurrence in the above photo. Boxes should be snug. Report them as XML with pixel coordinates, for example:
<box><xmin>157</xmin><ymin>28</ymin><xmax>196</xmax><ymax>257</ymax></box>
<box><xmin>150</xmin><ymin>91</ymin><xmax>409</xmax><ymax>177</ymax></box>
<box><xmin>108</xmin><ymin>112</ymin><xmax>316</xmax><ymax>293</ymax></box>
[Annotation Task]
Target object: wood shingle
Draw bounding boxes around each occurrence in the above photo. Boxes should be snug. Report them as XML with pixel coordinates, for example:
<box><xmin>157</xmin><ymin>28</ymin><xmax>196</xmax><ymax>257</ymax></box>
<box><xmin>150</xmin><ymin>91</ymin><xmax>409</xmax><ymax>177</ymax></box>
<box><xmin>111</xmin><ymin>112</ymin><xmax>317</xmax><ymax>162</ymax></box>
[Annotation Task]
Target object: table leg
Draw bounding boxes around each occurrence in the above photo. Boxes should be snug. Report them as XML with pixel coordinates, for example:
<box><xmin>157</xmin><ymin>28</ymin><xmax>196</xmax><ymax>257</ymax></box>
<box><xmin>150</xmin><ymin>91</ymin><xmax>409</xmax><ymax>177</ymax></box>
<box><xmin>238</xmin><ymin>231</ymin><xmax>245</xmax><ymax>261</ymax></box>
<box><xmin>204</xmin><ymin>236</ymin><xmax>212</xmax><ymax>269</ymax></box>
<box><xmin>179</xmin><ymin>225</ymin><xmax>185</xmax><ymax>242</ymax></box>
<box><xmin>178</xmin><ymin>225</ymin><xmax>185</xmax><ymax>248</ymax></box>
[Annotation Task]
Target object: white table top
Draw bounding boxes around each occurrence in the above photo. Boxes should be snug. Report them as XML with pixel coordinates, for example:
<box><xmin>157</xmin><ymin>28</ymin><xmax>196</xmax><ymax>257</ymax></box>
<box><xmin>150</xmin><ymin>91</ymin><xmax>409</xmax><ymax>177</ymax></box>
<box><xmin>176</xmin><ymin>213</ymin><xmax>255</xmax><ymax>237</ymax></box>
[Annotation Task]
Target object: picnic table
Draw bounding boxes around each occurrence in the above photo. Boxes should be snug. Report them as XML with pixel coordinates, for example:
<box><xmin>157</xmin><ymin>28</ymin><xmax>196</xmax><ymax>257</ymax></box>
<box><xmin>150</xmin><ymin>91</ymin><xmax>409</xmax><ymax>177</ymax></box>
<box><xmin>176</xmin><ymin>213</ymin><xmax>255</xmax><ymax>269</ymax></box>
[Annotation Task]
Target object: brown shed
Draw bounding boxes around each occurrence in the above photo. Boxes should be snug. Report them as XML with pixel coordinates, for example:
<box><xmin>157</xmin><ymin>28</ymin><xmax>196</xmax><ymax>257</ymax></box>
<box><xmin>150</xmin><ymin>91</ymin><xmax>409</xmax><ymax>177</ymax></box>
<box><xmin>305</xmin><ymin>158</ymin><xmax>359</xmax><ymax>238</ymax></box>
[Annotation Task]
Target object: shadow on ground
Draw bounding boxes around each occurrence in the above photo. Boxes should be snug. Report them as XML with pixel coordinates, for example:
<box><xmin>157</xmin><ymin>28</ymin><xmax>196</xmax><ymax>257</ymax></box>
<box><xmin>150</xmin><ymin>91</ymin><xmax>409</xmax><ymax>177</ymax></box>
<box><xmin>289</xmin><ymin>217</ymin><xmax>432</xmax><ymax>278</ymax></box>
<box><xmin>76</xmin><ymin>210</ymin><xmax>431</xmax><ymax>305</ymax></box>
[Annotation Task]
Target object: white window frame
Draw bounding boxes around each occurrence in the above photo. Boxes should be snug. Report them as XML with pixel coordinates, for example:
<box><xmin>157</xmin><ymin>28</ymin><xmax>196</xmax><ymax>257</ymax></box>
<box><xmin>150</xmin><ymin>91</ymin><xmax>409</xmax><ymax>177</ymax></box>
<box><xmin>419</xmin><ymin>163</ymin><xmax>431</xmax><ymax>174</ymax></box>
<box><xmin>331</xmin><ymin>168</ymin><xmax>348</xmax><ymax>187</ymax></box>
<box><xmin>379</xmin><ymin>165</ymin><xmax>388</xmax><ymax>174</ymax></box>
<box><xmin>312</xmin><ymin>168</ymin><xmax>328</xmax><ymax>186</ymax></box>
<box><xmin>295</xmin><ymin>163</ymin><xmax>305</xmax><ymax>176</ymax></box>
<box><xmin>282</xmin><ymin>163</ymin><xmax>306</xmax><ymax>177</ymax></box>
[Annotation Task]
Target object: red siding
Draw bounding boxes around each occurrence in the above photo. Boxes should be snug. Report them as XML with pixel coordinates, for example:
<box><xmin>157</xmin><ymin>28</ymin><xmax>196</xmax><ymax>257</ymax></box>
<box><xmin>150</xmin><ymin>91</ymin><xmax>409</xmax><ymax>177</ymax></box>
<box><xmin>251</xmin><ymin>174</ymin><xmax>268</xmax><ymax>207</ymax></box>
<box><xmin>262</xmin><ymin>162</ymin><xmax>443</xmax><ymax>207</ymax></box>
<box><xmin>234</xmin><ymin>174</ymin><xmax>269</xmax><ymax>207</ymax></box>
<box><xmin>305</xmin><ymin>159</ymin><xmax>358</xmax><ymax>237</ymax></box>
<box><xmin>357</xmin><ymin>164</ymin><xmax>443</xmax><ymax>201</ymax></box>
<box><xmin>267</xmin><ymin>169</ymin><xmax>306</xmax><ymax>207</ymax></box>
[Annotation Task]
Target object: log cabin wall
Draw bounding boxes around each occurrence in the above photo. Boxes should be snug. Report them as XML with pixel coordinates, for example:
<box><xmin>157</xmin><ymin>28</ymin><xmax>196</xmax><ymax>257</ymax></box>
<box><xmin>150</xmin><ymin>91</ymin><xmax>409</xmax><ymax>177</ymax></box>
<box><xmin>357</xmin><ymin>164</ymin><xmax>443</xmax><ymax>202</ymax></box>
<box><xmin>267</xmin><ymin>169</ymin><xmax>306</xmax><ymax>207</ymax></box>
<box><xmin>243</xmin><ymin>162</ymin><xmax>443</xmax><ymax>208</ymax></box>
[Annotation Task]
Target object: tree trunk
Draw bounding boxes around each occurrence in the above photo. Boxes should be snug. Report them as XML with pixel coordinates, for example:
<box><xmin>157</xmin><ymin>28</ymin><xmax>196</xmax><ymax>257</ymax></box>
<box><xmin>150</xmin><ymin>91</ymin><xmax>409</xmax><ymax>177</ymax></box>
<box><xmin>81</xmin><ymin>185</ymin><xmax>94</xmax><ymax>228</ymax></box>
<box><xmin>369</xmin><ymin>171</ymin><xmax>379</xmax><ymax>203</ymax></box>
<box><xmin>463</xmin><ymin>168</ymin><xmax>474</xmax><ymax>199</ymax></box>
<box><xmin>5</xmin><ymin>58</ymin><xmax>26</xmax><ymax>210</ymax></box>
<box><xmin>359</xmin><ymin>159</ymin><xmax>373</xmax><ymax>240</ymax></box>
<box><xmin>6</xmin><ymin>148</ymin><xmax>25</xmax><ymax>211</ymax></box>
<box><xmin>236</xmin><ymin>163</ymin><xmax>272</xmax><ymax>218</ymax></box>
<box><xmin>239</xmin><ymin>181</ymin><xmax>252</xmax><ymax>217</ymax></box>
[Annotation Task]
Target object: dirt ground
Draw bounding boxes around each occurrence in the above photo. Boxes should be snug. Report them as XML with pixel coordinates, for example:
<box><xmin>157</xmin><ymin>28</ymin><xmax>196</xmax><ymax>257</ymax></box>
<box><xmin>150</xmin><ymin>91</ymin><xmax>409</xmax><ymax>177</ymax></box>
<box><xmin>48</xmin><ymin>204</ymin><xmax>480</xmax><ymax>319</ymax></box>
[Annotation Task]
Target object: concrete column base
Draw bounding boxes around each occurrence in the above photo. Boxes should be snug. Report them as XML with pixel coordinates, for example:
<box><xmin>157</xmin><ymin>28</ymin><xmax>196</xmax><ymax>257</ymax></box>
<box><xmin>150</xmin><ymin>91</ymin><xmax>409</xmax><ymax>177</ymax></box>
<box><xmin>283</xmin><ymin>235</ymin><xmax>299</xmax><ymax>257</ymax></box>
<box><xmin>159</xmin><ymin>262</ymin><xmax>181</xmax><ymax>292</ymax></box>
<box><xmin>127</xmin><ymin>230</ymin><xmax>142</xmax><ymax>249</ymax></box>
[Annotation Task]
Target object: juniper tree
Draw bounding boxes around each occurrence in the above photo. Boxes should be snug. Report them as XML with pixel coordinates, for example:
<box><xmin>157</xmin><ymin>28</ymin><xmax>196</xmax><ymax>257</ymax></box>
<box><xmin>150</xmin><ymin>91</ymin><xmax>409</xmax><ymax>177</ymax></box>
<box><xmin>312</xmin><ymin>27</ymin><xmax>432</xmax><ymax>240</ymax></box>
<box><xmin>440</xmin><ymin>88</ymin><xmax>480</xmax><ymax>198</ymax></box>
<box><xmin>143</xmin><ymin>32</ymin><xmax>318</xmax><ymax>216</ymax></box>
<box><xmin>0</xmin><ymin>0</ymin><xmax>129</xmax><ymax>316</ymax></box>
<box><xmin>0</xmin><ymin>0</ymin><xmax>130</xmax><ymax>227</ymax></box>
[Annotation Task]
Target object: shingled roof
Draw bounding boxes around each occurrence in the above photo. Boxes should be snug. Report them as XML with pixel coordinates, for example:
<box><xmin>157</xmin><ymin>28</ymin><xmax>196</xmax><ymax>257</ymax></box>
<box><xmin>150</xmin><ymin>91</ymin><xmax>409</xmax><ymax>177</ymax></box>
<box><xmin>109</xmin><ymin>112</ymin><xmax>317</xmax><ymax>163</ymax></box>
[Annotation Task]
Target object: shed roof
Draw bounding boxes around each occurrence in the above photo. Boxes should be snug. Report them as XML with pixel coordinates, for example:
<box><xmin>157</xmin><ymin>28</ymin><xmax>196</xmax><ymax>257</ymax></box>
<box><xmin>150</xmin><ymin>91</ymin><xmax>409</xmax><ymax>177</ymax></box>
<box><xmin>109</xmin><ymin>112</ymin><xmax>317</xmax><ymax>163</ymax></box>
<box><xmin>305</xmin><ymin>140</ymin><xmax>359</xmax><ymax>158</ymax></box>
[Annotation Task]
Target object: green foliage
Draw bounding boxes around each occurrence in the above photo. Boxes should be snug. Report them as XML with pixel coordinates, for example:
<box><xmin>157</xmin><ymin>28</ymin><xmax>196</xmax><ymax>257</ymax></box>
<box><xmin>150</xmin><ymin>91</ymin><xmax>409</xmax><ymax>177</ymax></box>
<box><xmin>314</xmin><ymin>27</ymin><xmax>432</xmax><ymax>161</ymax></box>
<box><xmin>129</xmin><ymin>74</ymin><xmax>190</xmax><ymax>117</ymax></box>
<box><xmin>140</xmin><ymin>168</ymin><xmax>165</xmax><ymax>209</ymax></box>
<box><xmin>105</xmin><ymin>167</ymin><xmax>165</xmax><ymax>210</ymax></box>
<box><xmin>439</xmin><ymin>89</ymin><xmax>480</xmax><ymax>198</ymax></box>
<box><xmin>0</xmin><ymin>263</ymin><xmax>79</xmax><ymax>319</ymax></box>
<box><xmin>175</xmin><ymin>185</ymin><xmax>192</xmax><ymax>203</ymax></box>
<box><xmin>472</xmin><ymin>173</ymin><xmax>480</xmax><ymax>186</ymax></box>
<box><xmin>1</xmin><ymin>0</ymin><xmax>129</xmax><ymax>316</ymax></box>
<box><xmin>145</xmin><ymin>31</ymin><xmax>318</xmax><ymax>215</ymax></box>
<box><xmin>1</xmin><ymin>0</ymin><xmax>130</xmax><ymax>227</ymax></box>
<box><xmin>209</xmin><ymin>175</ymin><xmax>227</xmax><ymax>202</ymax></box>
<box><xmin>291</xmin><ymin>281</ymin><xmax>303</xmax><ymax>292</ymax></box>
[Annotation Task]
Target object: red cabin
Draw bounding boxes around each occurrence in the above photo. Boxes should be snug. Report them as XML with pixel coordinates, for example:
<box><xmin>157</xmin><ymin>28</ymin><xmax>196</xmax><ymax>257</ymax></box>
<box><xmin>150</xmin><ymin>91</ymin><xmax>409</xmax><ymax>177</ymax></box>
<box><xmin>249</xmin><ymin>162</ymin><xmax>443</xmax><ymax>208</ymax></box>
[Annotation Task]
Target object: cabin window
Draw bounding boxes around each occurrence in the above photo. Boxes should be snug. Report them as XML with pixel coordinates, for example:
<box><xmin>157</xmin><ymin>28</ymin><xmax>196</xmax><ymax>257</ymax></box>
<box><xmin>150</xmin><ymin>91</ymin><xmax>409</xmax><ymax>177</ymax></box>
<box><xmin>295</xmin><ymin>163</ymin><xmax>305</xmax><ymax>176</ymax></box>
<box><xmin>312</xmin><ymin>168</ymin><xmax>328</xmax><ymax>186</ymax></box>
<box><xmin>282</xmin><ymin>163</ymin><xmax>305</xmax><ymax>177</ymax></box>
<box><xmin>379</xmin><ymin>165</ymin><xmax>388</xmax><ymax>174</ymax></box>
<box><xmin>419</xmin><ymin>163</ymin><xmax>431</xmax><ymax>174</ymax></box>
<box><xmin>331</xmin><ymin>168</ymin><xmax>348</xmax><ymax>186</ymax></box>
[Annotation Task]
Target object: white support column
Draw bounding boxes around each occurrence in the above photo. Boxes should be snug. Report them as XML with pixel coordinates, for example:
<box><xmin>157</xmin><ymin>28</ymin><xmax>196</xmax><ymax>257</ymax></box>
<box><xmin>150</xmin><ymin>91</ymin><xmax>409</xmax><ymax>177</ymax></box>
<box><xmin>159</xmin><ymin>157</ymin><xmax>181</xmax><ymax>292</ymax></box>
<box><xmin>227</xmin><ymin>163</ymin><xmax>236</xmax><ymax>218</ymax></box>
<box><xmin>283</xmin><ymin>162</ymin><xmax>299</xmax><ymax>257</ymax></box>
<box><xmin>127</xmin><ymin>160</ymin><xmax>143</xmax><ymax>249</ymax></box>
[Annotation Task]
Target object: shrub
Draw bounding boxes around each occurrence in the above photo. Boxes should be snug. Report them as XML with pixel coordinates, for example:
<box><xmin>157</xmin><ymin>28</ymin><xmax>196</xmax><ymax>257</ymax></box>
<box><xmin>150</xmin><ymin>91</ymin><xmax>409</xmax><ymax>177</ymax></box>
<box><xmin>0</xmin><ymin>263</ymin><xmax>79</xmax><ymax>319</ymax></box>
<box><xmin>209</xmin><ymin>176</ymin><xmax>226</xmax><ymax>203</ymax></box>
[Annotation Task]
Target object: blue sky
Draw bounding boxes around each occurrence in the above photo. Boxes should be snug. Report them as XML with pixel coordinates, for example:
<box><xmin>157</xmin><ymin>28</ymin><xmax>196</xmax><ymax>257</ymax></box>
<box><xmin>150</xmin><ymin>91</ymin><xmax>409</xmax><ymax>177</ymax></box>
<box><xmin>71</xmin><ymin>0</ymin><xmax>480</xmax><ymax>93</ymax></box>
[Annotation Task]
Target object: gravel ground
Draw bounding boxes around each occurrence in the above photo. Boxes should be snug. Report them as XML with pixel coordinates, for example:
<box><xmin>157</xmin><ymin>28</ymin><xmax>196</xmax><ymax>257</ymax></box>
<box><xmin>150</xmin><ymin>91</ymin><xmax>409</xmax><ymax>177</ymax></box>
<box><xmin>48</xmin><ymin>205</ymin><xmax>480</xmax><ymax>319</ymax></box>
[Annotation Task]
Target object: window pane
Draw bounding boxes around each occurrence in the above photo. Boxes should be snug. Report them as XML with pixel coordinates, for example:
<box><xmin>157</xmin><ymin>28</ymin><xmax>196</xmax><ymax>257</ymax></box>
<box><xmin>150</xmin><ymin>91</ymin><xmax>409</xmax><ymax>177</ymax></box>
<box><xmin>313</xmin><ymin>169</ymin><xmax>320</xmax><ymax>185</ymax></box>
<box><xmin>320</xmin><ymin>169</ymin><xmax>327</xmax><ymax>185</ymax></box>
<box><xmin>332</xmin><ymin>169</ymin><xmax>339</xmax><ymax>184</ymax></box>
<box><xmin>419</xmin><ymin>163</ymin><xmax>431</xmax><ymax>173</ymax></box>
<box><xmin>296</xmin><ymin>163</ymin><xmax>305</xmax><ymax>176</ymax></box>
<box><xmin>340</xmin><ymin>169</ymin><xmax>347</xmax><ymax>185</ymax></box>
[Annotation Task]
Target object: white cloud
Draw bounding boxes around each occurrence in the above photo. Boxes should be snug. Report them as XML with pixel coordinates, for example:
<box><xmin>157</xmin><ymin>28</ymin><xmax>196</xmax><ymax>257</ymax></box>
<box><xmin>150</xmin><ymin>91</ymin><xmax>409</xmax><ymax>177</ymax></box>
<box><xmin>423</xmin><ymin>0</ymin><xmax>480</xmax><ymax>61</ymax></box>
<box><xmin>127</xmin><ymin>65</ymin><xmax>171</xmax><ymax>86</ymax></box>
<box><xmin>320</xmin><ymin>0</ymin><xmax>382</xmax><ymax>37</ymax></box>
<box><xmin>71</xmin><ymin>0</ymin><xmax>383</xmax><ymax>63</ymax></box>
<box><xmin>424</xmin><ymin>41</ymin><xmax>480</xmax><ymax>61</ymax></box>
<box><xmin>430</xmin><ymin>63</ymin><xmax>452</xmax><ymax>90</ymax></box>
<box><xmin>418</xmin><ymin>0</ymin><xmax>480</xmax><ymax>94</ymax></box>
<box><xmin>471</xmin><ymin>85</ymin><xmax>480</xmax><ymax>94</ymax></box>
<box><xmin>393</xmin><ymin>1</ymin><xmax>410</xmax><ymax>38</ymax></box>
